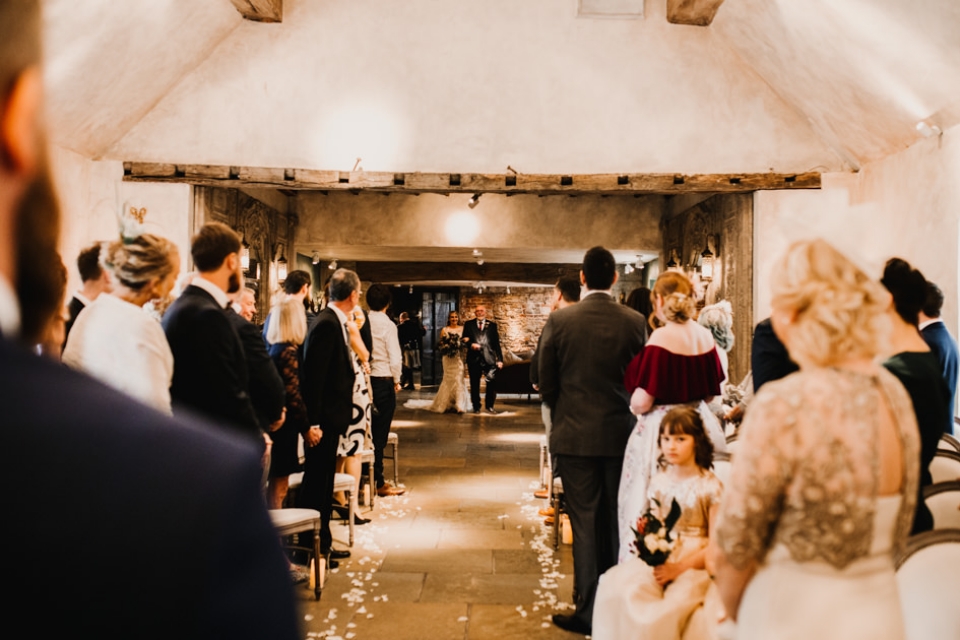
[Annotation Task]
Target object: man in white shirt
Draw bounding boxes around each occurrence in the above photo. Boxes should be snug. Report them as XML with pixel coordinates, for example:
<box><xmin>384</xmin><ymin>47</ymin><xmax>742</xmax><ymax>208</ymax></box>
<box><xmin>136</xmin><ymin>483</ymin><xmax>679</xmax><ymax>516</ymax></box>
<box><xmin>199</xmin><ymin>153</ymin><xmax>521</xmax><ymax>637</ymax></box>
<box><xmin>365</xmin><ymin>284</ymin><xmax>406</xmax><ymax>496</ymax></box>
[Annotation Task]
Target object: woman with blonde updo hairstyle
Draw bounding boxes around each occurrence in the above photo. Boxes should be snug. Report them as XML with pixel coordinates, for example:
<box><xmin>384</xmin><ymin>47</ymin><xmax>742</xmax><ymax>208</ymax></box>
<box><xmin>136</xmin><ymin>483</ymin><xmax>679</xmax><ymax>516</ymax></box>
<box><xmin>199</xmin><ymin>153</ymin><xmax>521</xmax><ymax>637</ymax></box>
<box><xmin>711</xmin><ymin>239</ymin><xmax>919</xmax><ymax>640</ymax></box>
<box><xmin>63</xmin><ymin>234</ymin><xmax>181</xmax><ymax>413</ymax></box>
<box><xmin>615</xmin><ymin>269</ymin><xmax>728</xmax><ymax>561</ymax></box>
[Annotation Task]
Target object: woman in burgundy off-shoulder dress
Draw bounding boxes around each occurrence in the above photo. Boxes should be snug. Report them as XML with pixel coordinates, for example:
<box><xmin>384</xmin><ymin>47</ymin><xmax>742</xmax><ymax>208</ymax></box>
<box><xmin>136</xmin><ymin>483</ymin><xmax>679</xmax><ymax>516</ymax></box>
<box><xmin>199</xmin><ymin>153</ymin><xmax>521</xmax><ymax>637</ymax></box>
<box><xmin>617</xmin><ymin>272</ymin><xmax>727</xmax><ymax>562</ymax></box>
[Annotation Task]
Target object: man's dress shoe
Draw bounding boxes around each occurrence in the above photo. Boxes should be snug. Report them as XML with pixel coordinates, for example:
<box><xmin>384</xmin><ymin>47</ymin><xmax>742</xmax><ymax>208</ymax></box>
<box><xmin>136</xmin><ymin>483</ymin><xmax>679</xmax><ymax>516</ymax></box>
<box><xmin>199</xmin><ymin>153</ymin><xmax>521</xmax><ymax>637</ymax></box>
<box><xmin>551</xmin><ymin>614</ymin><xmax>591</xmax><ymax>635</ymax></box>
<box><xmin>327</xmin><ymin>548</ymin><xmax>350</xmax><ymax>560</ymax></box>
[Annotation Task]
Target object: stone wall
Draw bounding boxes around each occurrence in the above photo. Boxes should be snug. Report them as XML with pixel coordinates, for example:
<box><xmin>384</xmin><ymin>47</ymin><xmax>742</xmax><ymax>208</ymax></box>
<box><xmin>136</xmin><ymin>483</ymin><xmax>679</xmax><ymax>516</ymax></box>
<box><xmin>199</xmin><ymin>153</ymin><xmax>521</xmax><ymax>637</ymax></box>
<box><xmin>460</xmin><ymin>286</ymin><xmax>557</xmax><ymax>356</ymax></box>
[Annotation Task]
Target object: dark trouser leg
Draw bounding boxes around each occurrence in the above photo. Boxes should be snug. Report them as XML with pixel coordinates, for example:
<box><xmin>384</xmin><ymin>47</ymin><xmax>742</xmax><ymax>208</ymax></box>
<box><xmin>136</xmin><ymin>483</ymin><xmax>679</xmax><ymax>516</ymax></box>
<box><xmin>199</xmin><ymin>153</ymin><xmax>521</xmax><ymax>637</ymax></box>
<box><xmin>370</xmin><ymin>378</ymin><xmax>396</xmax><ymax>487</ymax></box>
<box><xmin>485</xmin><ymin>366</ymin><xmax>497</xmax><ymax>410</ymax></box>
<box><xmin>467</xmin><ymin>360</ymin><xmax>483</xmax><ymax>411</ymax></box>
<box><xmin>555</xmin><ymin>454</ymin><xmax>623</xmax><ymax>629</ymax></box>
<box><xmin>298</xmin><ymin>428</ymin><xmax>340</xmax><ymax>552</ymax></box>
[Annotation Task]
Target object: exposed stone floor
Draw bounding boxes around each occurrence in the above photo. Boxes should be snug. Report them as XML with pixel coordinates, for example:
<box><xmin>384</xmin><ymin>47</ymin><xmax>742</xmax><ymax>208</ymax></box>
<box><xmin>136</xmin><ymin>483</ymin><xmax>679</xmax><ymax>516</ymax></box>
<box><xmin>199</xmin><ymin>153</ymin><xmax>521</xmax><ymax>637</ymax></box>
<box><xmin>293</xmin><ymin>390</ymin><xmax>582</xmax><ymax>639</ymax></box>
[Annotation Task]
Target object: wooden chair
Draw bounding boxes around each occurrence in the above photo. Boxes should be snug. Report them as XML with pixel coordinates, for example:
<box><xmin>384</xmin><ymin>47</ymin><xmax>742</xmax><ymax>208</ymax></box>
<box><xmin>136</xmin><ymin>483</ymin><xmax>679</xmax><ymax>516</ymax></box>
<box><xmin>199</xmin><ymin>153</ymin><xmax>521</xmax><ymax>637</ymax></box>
<box><xmin>551</xmin><ymin>476</ymin><xmax>565</xmax><ymax>550</ymax></box>
<box><xmin>938</xmin><ymin>432</ymin><xmax>960</xmax><ymax>453</ymax></box>
<box><xmin>268</xmin><ymin>508</ymin><xmax>323</xmax><ymax>600</ymax></box>
<box><xmin>929</xmin><ymin>450</ymin><xmax>960</xmax><ymax>484</ymax></box>
<box><xmin>923</xmin><ymin>481</ymin><xmax>960</xmax><ymax>530</ymax></box>
<box><xmin>724</xmin><ymin>433</ymin><xmax>739</xmax><ymax>457</ymax></box>
<box><xmin>333</xmin><ymin>472</ymin><xmax>357</xmax><ymax>546</ymax></box>
<box><xmin>712</xmin><ymin>451</ymin><xmax>732</xmax><ymax>488</ymax></box>
<box><xmin>895</xmin><ymin>529</ymin><xmax>960</xmax><ymax>640</ymax></box>
<box><xmin>359</xmin><ymin>448</ymin><xmax>377</xmax><ymax>508</ymax></box>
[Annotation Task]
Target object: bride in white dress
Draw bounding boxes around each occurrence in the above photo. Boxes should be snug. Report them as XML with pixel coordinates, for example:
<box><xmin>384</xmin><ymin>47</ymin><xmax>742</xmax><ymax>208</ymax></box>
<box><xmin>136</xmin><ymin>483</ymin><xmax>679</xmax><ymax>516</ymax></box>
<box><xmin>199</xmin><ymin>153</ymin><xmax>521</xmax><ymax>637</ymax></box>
<box><xmin>712</xmin><ymin>239</ymin><xmax>920</xmax><ymax>640</ymax></box>
<box><xmin>429</xmin><ymin>311</ymin><xmax>469</xmax><ymax>413</ymax></box>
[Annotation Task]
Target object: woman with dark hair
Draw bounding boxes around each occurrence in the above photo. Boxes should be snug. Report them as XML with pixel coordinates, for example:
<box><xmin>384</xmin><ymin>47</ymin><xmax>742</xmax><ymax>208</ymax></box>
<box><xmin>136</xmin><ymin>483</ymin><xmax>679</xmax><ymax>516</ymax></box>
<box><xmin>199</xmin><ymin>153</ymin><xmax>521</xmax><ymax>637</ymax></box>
<box><xmin>63</xmin><ymin>232</ymin><xmax>180</xmax><ymax>413</ymax></box>
<box><xmin>880</xmin><ymin>257</ymin><xmax>950</xmax><ymax>534</ymax></box>
<box><xmin>625</xmin><ymin>286</ymin><xmax>654</xmax><ymax>324</ymax></box>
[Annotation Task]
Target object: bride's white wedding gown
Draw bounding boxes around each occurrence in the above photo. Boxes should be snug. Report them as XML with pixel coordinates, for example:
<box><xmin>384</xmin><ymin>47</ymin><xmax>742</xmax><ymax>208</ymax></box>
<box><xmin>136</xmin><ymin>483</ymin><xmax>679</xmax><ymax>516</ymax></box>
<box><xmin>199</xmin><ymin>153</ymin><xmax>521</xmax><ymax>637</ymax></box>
<box><xmin>430</xmin><ymin>329</ymin><xmax>469</xmax><ymax>413</ymax></box>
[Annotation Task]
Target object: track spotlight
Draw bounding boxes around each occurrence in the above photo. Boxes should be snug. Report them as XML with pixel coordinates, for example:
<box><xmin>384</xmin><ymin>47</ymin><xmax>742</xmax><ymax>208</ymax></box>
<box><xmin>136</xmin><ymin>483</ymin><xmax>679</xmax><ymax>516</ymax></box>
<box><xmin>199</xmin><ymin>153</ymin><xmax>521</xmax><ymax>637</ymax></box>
<box><xmin>467</xmin><ymin>193</ymin><xmax>482</xmax><ymax>209</ymax></box>
<box><xmin>328</xmin><ymin>259</ymin><xmax>338</xmax><ymax>270</ymax></box>
<box><xmin>312</xmin><ymin>251</ymin><xmax>320</xmax><ymax>265</ymax></box>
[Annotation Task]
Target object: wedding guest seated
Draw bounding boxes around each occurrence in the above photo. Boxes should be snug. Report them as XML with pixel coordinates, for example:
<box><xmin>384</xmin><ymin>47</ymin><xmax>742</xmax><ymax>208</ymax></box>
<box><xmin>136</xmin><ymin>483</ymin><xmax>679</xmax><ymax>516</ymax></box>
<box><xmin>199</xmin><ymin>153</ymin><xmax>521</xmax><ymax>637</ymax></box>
<box><xmin>593</xmin><ymin>406</ymin><xmax>722</xmax><ymax>640</ymax></box>
<box><xmin>712</xmin><ymin>238</ymin><xmax>920</xmax><ymax>640</ymax></box>
<box><xmin>63</xmin><ymin>231</ymin><xmax>180</xmax><ymax>413</ymax></box>
<box><xmin>880</xmin><ymin>258</ymin><xmax>950</xmax><ymax>534</ymax></box>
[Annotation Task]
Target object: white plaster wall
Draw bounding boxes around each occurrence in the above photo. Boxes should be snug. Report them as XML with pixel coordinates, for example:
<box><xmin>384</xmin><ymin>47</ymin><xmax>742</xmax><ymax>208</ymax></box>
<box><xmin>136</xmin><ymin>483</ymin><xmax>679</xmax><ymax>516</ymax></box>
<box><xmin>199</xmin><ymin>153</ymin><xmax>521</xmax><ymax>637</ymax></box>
<box><xmin>51</xmin><ymin>146</ymin><xmax>193</xmax><ymax>294</ymax></box>
<box><xmin>753</xmin><ymin>125</ymin><xmax>960</xmax><ymax>344</ymax></box>
<box><xmin>105</xmin><ymin>0</ymin><xmax>839</xmax><ymax>174</ymax></box>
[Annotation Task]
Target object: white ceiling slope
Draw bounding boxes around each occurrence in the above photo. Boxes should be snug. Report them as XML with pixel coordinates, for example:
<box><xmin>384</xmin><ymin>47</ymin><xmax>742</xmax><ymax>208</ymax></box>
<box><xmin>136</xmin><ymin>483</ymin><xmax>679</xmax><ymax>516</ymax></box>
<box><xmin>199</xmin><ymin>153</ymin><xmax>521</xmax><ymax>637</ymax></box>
<box><xmin>714</xmin><ymin>0</ymin><xmax>960</xmax><ymax>168</ymax></box>
<box><xmin>43</xmin><ymin>0</ymin><xmax>242</xmax><ymax>159</ymax></box>
<box><xmin>85</xmin><ymin>0</ymin><xmax>840</xmax><ymax>174</ymax></box>
<box><xmin>42</xmin><ymin>0</ymin><xmax>960</xmax><ymax>174</ymax></box>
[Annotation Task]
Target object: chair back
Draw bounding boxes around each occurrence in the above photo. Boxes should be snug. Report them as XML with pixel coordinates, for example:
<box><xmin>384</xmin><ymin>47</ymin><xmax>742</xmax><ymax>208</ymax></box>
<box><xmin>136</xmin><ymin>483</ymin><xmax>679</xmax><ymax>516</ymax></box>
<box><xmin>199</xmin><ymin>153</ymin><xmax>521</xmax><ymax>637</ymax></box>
<box><xmin>724</xmin><ymin>433</ymin><xmax>739</xmax><ymax>457</ymax></box>
<box><xmin>929</xmin><ymin>450</ymin><xmax>960</xmax><ymax>484</ymax></box>
<box><xmin>938</xmin><ymin>432</ymin><xmax>960</xmax><ymax>453</ymax></box>
<box><xmin>895</xmin><ymin>529</ymin><xmax>960</xmax><ymax>640</ymax></box>
<box><xmin>923</xmin><ymin>481</ymin><xmax>960</xmax><ymax>530</ymax></box>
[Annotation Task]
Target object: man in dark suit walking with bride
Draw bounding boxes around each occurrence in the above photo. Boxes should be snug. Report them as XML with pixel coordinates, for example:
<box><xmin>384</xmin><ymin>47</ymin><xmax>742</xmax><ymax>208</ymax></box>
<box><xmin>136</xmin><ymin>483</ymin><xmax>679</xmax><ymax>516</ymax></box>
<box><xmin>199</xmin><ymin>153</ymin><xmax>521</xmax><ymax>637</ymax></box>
<box><xmin>462</xmin><ymin>304</ymin><xmax>504</xmax><ymax>414</ymax></box>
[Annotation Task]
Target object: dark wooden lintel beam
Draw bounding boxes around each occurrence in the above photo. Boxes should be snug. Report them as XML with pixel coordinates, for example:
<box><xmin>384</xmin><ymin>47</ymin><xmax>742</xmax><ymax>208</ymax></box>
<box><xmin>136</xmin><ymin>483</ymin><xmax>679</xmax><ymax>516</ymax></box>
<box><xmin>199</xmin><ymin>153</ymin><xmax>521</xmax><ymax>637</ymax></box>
<box><xmin>353</xmin><ymin>261</ymin><xmax>580</xmax><ymax>285</ymax></box>
<box><xmin>122</xmin><ymin>162</ymin><xmax>820</xmax><ymax>194</ymax></box>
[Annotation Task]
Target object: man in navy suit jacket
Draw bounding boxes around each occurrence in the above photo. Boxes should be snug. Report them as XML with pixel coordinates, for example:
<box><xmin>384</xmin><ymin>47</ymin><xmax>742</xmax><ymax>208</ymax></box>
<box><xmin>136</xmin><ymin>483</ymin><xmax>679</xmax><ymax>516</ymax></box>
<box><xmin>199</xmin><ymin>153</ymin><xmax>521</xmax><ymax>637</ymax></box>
<box><xmin>920</xmin><ymin>282</ymin><xmax>959</xmax><ymax>434</ymax></box>
<box><xmin>0</xmin><ymin>3</ymin><xmax>297</xmax><ymax>635</ymax></box>
<box><xmin>163</xmin><ymin>223</ymin><xmax>262</xmax><ymax>445</ymax></box>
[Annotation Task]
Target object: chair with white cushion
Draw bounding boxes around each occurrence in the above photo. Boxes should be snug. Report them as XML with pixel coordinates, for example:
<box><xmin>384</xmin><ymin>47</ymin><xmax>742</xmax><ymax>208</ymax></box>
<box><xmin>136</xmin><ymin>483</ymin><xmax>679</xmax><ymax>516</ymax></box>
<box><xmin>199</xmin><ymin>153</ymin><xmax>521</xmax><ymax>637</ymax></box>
<box><xmin>929</xmin><ymin>450</ymin><xmax>960</xmax><ymax>484</ymax></box>
<box><xmin>923</xmin><ymin>481</ymin><xmax>960</xmax><ymax>530</ymax></box>
<box><xmin>895</xmin><ymin>529</ymin><xmax>960</xmax><ymax>640</ymax></box>
<box><xmin>383</xmin><ymin>431</ymin><xmax>400</xmax><ymax>486</ymax></box>
<box><xmin>333</xmin><ymin>472</ymin><xmax>356</xmax><ymax>546</ymax></box>
<box><xmin>268</xmin><ymin>508</ymin><xmax>323</xmax><ymax>600</ymax></box>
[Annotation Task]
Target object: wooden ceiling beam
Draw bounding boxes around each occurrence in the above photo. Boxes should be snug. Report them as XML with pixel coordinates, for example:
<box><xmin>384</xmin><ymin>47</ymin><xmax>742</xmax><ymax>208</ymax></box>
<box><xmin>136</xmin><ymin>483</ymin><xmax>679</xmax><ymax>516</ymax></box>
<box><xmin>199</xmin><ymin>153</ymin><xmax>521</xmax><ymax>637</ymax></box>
<box><xmin>123</xmin><ymin>162</ymin><xmax>820</xmax><ymax>194</ymax></box>
<box><xmin>666</xmin><ymin>0</ymin><xmax>725</xmax><ymax>27</ymax></box>
<box><xmin>229</xmin><ymin>0</ymin><xmax>282</xmax><ymax>23</ymax></box>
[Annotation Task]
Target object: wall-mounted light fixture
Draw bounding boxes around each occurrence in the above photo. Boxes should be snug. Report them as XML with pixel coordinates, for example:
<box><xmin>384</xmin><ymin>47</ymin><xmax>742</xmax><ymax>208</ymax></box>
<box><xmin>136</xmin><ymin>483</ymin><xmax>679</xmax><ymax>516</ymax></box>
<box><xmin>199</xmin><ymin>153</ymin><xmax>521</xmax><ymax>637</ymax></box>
<box><xmin>700</xmin><ymin>238</ymin><xmax>716</xmax><ymax>282</ymax></box>
<box><xmin>467</xmin><ymin>193</ymin><xmax>482</xmax><ymax>209</ymax></box>
<box><xmin>328</xmin><ymin>259</ymin><xmax>338</xmax><ymax>271</ymax></box>
<box><xmin>275</xmin><ymin>243</ymin><xmax>288</xmax><ymax>283</ymax></box>
<box><xmin>239</xmin><ymin>228</ymin><xmax>250</xmax><ymax>271</ymax></box>
<box><xmin>311</xmin><ymin>251</ymin><xmax>320</xmax><ymax>265</ymax></box>
<box><xmin>624</xmin><ymin>263</ymin><xmax>635</xmax><ymax>275</ymax></box>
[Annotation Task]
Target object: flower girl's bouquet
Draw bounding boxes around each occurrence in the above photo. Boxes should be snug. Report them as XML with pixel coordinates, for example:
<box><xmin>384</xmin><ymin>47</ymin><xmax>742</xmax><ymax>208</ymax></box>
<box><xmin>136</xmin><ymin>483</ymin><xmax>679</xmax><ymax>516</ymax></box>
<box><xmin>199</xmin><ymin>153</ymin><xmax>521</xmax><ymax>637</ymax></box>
<box><xmin>632</xmin><ymin>497</ymin><xmax>682</xmax><ymax>566</ymax></box>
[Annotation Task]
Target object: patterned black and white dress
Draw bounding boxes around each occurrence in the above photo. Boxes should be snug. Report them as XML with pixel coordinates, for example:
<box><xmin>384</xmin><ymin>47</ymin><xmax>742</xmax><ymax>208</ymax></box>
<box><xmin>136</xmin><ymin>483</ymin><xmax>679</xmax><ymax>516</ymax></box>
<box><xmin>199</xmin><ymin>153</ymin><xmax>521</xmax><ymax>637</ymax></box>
<box><xmin>337</xmin><ymin>351</ymin><xmax>371</xmax><ymax>457</ymax></box>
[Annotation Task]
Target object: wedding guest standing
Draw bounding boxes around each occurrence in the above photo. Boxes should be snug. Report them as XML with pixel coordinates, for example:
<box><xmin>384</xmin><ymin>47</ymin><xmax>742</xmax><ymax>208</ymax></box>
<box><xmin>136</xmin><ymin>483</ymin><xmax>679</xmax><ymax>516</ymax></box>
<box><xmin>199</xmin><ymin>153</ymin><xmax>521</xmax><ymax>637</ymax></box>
<box><xmin>63</xmin><ymin>241</ymin><xmax>112</xmax><ymax>342</ymax></box>
<box><xmin>462</xmin><ymin>304</ymin><xmax>504</xmax><ymax>414</ymax></box>
<box><xmin>713</xmin><ymin>239</ymin><xmax>919</xmax><ymax>640</ymax></box>
<box><xmin>538</xmin><ymin>247</ymin><xmax>647</xmax><ymax>636</ymax></box>
<box><xmin>919</xmin><ymin>281</ymin><xmax>959</xmax><ymax>434</ymax></box>
<box><xmin>63</xmin><ymin>232</ymin><xmax>180</xmax><ymax>413</ymax></box>
<box><xmin>366</xmin><ymin>284</ymin><xmax>406</xmax><ymax>496</ymax></box>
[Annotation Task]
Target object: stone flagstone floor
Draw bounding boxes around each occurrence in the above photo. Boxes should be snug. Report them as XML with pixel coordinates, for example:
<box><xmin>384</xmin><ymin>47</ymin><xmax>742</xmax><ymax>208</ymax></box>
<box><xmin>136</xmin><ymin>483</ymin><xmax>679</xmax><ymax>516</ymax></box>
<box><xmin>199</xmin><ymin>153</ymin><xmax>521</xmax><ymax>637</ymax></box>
<box><xmin>292</xmin><ymin>390</ymin><xmax>584</xmax><ymax>639</ymax></box>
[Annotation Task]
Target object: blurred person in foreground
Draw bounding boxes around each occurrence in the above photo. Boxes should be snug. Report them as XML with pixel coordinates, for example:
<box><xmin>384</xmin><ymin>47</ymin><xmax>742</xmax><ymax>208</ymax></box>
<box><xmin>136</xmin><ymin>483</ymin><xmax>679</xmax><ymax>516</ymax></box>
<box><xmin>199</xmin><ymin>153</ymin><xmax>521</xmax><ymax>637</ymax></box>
<box><xmin>0</xmin><ymin>2</ymin><xmax>298</xmax><ymax>636</ymax></box>
<box><xmin>712</xmin><ymin>239</ymin><xmax>919</xmax><ymax>640</ymax></box>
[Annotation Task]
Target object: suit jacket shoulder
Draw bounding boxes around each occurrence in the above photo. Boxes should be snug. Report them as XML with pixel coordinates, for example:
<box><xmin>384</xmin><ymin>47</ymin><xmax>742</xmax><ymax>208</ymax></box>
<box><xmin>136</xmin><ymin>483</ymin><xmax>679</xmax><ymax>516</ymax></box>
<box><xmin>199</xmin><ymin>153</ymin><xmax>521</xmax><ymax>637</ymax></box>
<box><xmin>1</xmin><ymin>338</ymin><xmax>298</xmax><ymax>638</ymax></box>
<box><xmin>228</xmin><ymin>309</ymin><xmax>285</xmax><ymax>429</ymax></box>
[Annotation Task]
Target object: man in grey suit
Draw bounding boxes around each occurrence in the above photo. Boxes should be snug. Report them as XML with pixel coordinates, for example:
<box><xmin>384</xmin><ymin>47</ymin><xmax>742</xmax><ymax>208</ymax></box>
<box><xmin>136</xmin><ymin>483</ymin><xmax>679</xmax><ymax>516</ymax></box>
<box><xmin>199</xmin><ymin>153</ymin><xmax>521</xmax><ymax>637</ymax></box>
<box><xmin>538</xmin><ymin>247</ymin><xmax>647</xmax><ymax>636</ymax></box>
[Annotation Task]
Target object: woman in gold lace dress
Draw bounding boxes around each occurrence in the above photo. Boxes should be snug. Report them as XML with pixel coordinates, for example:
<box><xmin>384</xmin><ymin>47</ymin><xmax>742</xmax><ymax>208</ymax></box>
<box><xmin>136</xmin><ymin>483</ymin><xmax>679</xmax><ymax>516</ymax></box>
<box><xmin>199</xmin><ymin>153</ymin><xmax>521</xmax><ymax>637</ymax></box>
<box><xmin>712</xmin><ymin>239</ymin><xmax>920</xmax><ymax>640</ymax></box>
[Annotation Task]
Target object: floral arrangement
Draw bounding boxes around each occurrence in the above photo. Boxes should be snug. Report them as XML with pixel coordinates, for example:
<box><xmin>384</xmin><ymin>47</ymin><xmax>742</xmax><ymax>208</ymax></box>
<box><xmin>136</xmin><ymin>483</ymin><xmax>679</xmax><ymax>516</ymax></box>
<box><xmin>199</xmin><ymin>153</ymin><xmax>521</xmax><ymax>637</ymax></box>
<box><xmin>437</xmin><ymin>332</ymin><xmax>465</xmax><ymax>357</ymax></box>
<box><xmin>632</xmin><ymin>497</ymin><xmax>682</xmax><ymax>566</ymax></box>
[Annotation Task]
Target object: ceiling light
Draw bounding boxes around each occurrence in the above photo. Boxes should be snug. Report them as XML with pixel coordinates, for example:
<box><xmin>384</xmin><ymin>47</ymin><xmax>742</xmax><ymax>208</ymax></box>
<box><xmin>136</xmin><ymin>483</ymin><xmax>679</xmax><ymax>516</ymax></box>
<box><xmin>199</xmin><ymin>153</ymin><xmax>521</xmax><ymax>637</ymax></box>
<box><xmin>506</xmin><ymin>286</ymin><xmax>511</xmax><ymax>294</ymax></box>
<box><xmin>311</xmin><ymin>251</ymin><xmax>320</xmax><ymax>265</ymax></box>
<box><xmin>916</xmin><ymin>121</ymin><xmax>942</xmax><ymax>138</ymax></box>
<box><xmin>624</xmin><ymin>263</ymin><xmax>634</xmax><ymax>274</ymax></box>
<box><xmin>409</xmin><ymin>285</ymin><xmax>414</xmax><ymax>294</ymax></box>
<box><xmin>328</xmin><ymin>259</ymin><xmax>338</xmax><ymax>270</ymax></box>
<box><xmin>476</xmin><ymin>258</ymin><xmax>484</xmax><ymax>266</ymax></box>
<box><xmin>467</xmin><ymin>193</ymin><xmax>482</xmax><ymax>209</ymax></box>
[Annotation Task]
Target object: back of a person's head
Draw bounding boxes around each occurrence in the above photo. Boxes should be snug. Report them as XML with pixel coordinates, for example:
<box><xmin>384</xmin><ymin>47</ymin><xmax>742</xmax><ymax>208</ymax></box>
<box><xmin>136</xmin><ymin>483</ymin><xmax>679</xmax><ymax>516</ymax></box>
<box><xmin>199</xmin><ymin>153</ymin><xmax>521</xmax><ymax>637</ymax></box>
<box><xmin>922</xmin><ymin>281</ymin><xmax>945</xmax><ymax>319</ymax></box>
<box><xmin>191</xmin><ymin>222</ymin><xmax>240</xmax><ymax>272</ymax></box>
<box><xmin>283</xmin><ymin>270</ymin><xmax>312</xmax><ymax>295</ymax></box>
<box><xmin>653</xmin><ymin>271</ymin><xmax>696</xmax><ymax>323</ymax></box>
<box><xmin>771</xmin><ymin>238</ymin><xmax>889</xmax><ymax>368</ymax></box>
<box><xmin>328</xmin><ymin>268</ymin><xmax>360</xmax><ymax>302</ymax></box>
<box><xmin>581</xmin><ymin>247</ymin><xmax>616</xmax><ymax>290</ymax></box>
<box><xmin>555</xmin><ymin>277</ymin><xmax>581</xmax><ymax>304</ymax></box>
<box><xmin>77</xmin><ymin>242</ymin><xmax>104</xmax><ymax>283</ymax></box>
<box><xmin>880</xmin><ymin>258</ymin><xmax>927</xmax><ymax>326</ymax></box>
<box><xmin>625</xmin><ymin>286</ymin><xmax>652</xmax><ymax>317</ymax></box>
<box><xmin>698</xmin><ymin>300</ymin><xmax>735</xmax><ymax>351</ymax></box>
<box><xmin>104</xmin><ymin>235</ymin><xmax>178</xmax><ymax>291</ymax></box>
<box><xmin>366</xmin><ymin>283</ymin><xmax>392</xmax><ymax>311</ymax></box>
<box><xmin>267</xmin><ymin>296</ymin><xmax>307</xmax><ymax>346</ymax></box>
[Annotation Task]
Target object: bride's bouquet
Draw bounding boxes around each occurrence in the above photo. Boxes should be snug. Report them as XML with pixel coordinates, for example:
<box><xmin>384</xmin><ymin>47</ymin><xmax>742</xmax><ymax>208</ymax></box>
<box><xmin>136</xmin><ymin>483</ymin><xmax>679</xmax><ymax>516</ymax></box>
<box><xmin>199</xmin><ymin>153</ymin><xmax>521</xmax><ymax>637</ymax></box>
<box><xmin>437</xmin><ymin>332</ymin><xmax>465</xmax><ymax>357</ymax></box>
<box><xmin>632</xmin><ymin>497</ymin><xmax>682</xmax><ymax>566</ymax></box>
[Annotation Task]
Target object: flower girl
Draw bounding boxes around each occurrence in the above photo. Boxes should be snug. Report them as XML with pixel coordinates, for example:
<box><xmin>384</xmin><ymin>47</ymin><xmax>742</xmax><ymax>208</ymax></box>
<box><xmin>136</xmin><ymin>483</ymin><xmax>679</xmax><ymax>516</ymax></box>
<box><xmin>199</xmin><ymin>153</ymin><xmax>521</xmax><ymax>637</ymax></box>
<box><xmin>593</xmin><ymin>406</ymin><xmax>723</xmax><ymax>640</ymax></box>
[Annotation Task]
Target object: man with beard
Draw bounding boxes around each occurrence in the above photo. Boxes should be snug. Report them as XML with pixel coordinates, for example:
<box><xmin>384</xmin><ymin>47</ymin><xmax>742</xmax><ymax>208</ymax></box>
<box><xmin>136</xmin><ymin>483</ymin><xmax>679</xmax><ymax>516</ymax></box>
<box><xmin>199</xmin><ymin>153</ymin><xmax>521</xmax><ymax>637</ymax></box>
<box><xmin>163</xmin><ymin>222</ymin><xmax>263</xmax><ymax>445</ymax></box>
<box><xmin>1</xmin><ymin>2</ymin><xmax>298</xmax><ymax>636</ymax></box>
